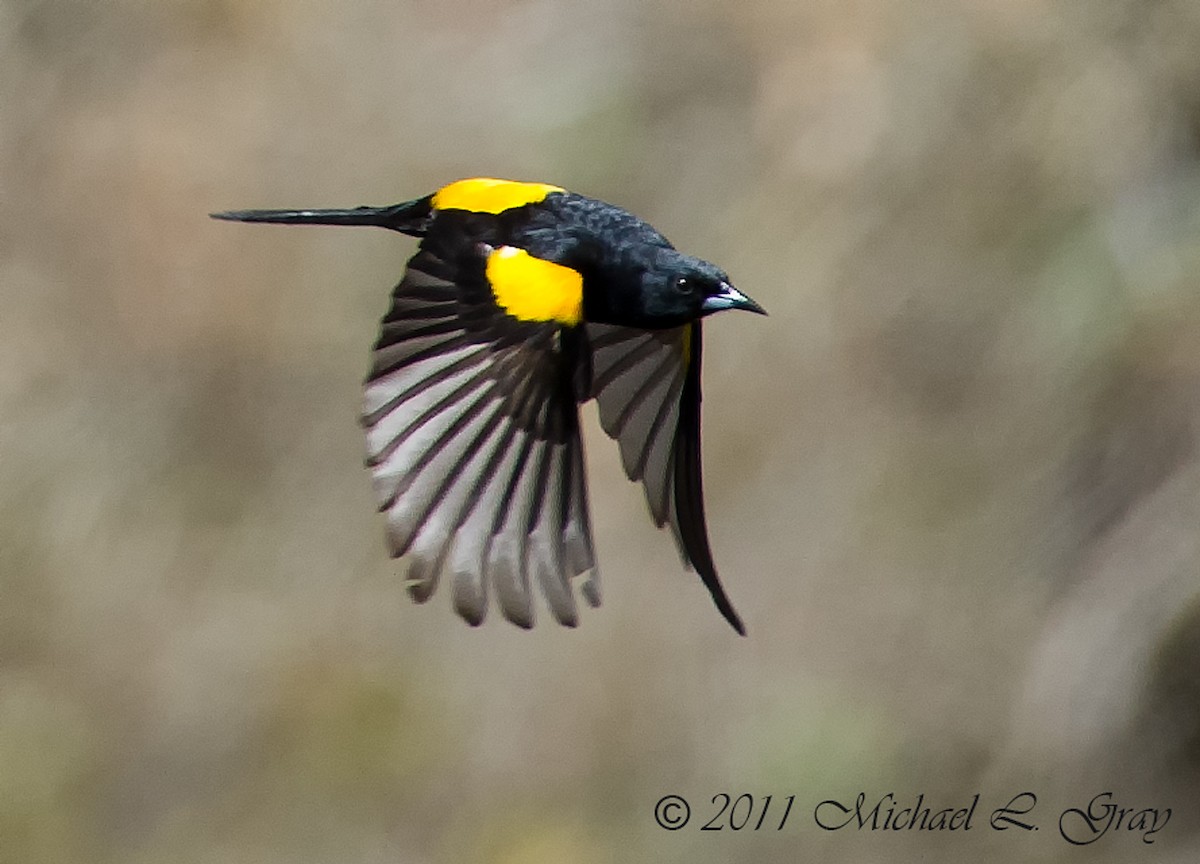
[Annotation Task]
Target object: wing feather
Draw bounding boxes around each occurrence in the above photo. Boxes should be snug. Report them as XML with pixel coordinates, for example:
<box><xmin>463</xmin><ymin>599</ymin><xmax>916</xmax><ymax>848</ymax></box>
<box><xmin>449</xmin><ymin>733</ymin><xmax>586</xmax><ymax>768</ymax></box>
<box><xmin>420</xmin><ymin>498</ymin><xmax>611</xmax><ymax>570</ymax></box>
<box><xmin>362</xmin><ymin>245</ymin><xmax>597</xmax><ymax>628</ymax></box>
<box><xmin>586</xmin><ymin>322</ymin><xmax>743</xmax><ymax>633</ymax></box>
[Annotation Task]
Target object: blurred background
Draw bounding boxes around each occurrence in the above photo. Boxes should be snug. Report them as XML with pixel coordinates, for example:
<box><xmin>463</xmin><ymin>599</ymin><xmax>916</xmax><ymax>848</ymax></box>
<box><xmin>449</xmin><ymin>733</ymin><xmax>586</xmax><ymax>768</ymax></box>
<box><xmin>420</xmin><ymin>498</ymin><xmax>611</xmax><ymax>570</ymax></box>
<box><xmin>3</xmin><ymin>0</ymin><xmax>1199</xmax><ymax>861</ymax></box>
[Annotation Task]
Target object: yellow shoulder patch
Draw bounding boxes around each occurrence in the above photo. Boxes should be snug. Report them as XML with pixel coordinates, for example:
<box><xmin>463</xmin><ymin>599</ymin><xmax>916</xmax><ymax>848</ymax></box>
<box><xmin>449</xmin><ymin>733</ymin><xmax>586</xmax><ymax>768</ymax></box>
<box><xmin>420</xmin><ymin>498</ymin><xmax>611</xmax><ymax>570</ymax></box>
<box><xmin>485</xmin><ymin>246</ymin><xmax>583</xmax><ymax>326</ymax></box>
<box><xmin>432</xmin><ymin>178</ymin><xmax>564</xmax><ymax>214</ymax></box>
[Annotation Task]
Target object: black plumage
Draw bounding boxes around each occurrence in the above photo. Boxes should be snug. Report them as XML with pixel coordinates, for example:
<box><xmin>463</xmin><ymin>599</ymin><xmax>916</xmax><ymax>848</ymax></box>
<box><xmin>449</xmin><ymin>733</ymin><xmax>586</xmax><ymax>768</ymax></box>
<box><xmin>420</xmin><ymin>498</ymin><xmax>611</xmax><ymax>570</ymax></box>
<box><xmin>213</xmin><ymin>178</ymin><xmax>765</xmax><ymax>633</ymax></box>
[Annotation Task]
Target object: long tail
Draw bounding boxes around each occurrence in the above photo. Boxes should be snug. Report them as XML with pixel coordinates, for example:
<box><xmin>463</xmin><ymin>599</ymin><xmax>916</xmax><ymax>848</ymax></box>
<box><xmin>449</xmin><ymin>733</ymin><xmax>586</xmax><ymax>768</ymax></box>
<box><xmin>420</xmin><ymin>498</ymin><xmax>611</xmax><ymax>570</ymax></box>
<box><xmin>210</xmin><ymin>197</ymin><xmax>432</xmax><ymax>237</ymax></box>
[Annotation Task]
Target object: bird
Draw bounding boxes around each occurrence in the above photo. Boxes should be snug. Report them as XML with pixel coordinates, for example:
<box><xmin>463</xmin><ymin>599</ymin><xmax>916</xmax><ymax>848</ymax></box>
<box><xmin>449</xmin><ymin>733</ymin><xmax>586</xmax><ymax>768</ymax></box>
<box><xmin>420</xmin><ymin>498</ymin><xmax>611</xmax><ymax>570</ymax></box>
<box><xmin>212</xmin><ymin>177</ymin><xmax>765</xmax><ymax>634</ymax></box>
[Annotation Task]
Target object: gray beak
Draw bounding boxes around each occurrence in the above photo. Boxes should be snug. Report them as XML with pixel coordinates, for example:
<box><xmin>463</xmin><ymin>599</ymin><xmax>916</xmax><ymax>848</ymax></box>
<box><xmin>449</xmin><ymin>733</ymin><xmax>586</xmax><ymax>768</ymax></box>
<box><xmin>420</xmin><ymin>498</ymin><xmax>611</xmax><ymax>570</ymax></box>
<box><xmin>700</xmin><ymin>282</ymin><xmax>768</xmax><ymax>316</ymax></box>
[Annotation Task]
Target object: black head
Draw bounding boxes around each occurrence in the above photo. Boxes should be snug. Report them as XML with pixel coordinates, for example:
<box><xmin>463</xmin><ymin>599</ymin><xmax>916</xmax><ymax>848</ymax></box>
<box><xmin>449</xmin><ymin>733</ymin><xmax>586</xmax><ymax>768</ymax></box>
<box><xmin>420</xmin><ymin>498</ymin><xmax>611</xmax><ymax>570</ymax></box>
<box><xmin>585</xmin><ymin>247</ymin><xmax>767</xmax><ymax>329</ymax></box>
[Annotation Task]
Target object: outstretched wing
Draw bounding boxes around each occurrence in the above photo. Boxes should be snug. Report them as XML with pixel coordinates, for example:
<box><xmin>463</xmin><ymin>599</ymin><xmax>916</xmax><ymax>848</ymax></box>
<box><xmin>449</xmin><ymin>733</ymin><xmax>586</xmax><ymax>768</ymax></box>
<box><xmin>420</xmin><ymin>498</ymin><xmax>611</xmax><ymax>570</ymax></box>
<box><xmin>586</xmin><ymin>322</ymin><xmax>744</xmax><ymax>634</ymax></box>
<box><xmin>363</xmin><ymin>242</ymin><xmax>598</xmax><ymax>629</ymax></box>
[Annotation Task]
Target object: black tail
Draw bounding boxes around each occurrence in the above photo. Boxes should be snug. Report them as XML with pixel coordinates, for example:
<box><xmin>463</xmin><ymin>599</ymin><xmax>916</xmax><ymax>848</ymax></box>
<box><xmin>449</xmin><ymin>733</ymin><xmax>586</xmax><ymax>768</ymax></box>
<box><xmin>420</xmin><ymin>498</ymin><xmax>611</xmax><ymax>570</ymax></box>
<box><xmin>210</xmin><ymin>196</ymin><xmax>433</xmax><ymax>237</ymax></box>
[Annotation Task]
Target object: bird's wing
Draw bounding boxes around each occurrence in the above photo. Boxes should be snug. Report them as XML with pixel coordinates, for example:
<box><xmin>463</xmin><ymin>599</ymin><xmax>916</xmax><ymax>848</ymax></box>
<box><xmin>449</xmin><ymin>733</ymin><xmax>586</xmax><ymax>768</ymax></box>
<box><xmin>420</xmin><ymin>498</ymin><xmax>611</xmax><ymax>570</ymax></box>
<box><xmin>586</xmin><ymin>322</ymin><xmax>744</xmax><ymax>634</ymax></box>
<box><xmin>363</xmin><ymin>243</ymin><xmax>598</xmax><ymax>629</ymax></box>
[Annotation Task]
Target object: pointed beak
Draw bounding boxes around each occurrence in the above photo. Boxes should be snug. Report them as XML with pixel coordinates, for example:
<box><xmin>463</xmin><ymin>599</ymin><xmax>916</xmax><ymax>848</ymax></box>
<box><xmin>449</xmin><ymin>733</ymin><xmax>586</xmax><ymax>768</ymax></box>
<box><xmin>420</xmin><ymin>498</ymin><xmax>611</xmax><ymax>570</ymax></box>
<box><xmin>701</xmin><ymin>282</ymin><xmax>768</xmax><ymax>316</ymax></box>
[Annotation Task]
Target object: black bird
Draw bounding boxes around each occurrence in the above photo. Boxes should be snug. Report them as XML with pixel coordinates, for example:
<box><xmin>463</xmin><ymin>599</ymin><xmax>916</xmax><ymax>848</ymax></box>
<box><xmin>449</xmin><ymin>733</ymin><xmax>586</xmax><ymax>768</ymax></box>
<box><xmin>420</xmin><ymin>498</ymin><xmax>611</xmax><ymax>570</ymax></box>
<box><xmin>213</xmin><ymin>178</ymin><xmax>765</xmax><ymax>634</ymax></box>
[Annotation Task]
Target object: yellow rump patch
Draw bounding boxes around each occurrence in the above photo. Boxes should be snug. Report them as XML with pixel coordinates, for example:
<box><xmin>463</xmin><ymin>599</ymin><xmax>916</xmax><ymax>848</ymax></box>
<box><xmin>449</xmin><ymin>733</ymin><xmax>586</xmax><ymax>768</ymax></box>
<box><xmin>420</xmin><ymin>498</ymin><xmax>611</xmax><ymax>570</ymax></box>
<box><xmin>432</xmin><ymin>178</ymin><xmax>564</xmax><ymax>214</ymax></box>
<box><xmin>485</xmin><ymin>246</ymin><xmax>583</xmax><ymax>326</ymax></box>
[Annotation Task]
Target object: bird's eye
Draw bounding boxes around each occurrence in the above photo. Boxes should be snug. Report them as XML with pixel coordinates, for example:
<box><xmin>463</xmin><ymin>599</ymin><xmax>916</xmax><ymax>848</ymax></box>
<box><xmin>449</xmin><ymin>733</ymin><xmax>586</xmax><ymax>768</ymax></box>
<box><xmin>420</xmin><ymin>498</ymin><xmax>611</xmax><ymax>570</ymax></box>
<box><xmin>673</xmin><ymin>276</ymin><xmax>695</xmax><ymax>295</ymax></box>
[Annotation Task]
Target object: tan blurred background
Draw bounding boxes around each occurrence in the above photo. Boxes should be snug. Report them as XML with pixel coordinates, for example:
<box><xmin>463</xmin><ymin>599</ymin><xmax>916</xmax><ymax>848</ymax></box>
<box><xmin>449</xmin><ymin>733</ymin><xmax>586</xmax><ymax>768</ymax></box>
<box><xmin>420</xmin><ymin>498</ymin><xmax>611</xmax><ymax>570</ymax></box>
<box><xmin>3</xmin><ymin>0</ymin><xmax>1200</xmax><ymax>861</ymax></box>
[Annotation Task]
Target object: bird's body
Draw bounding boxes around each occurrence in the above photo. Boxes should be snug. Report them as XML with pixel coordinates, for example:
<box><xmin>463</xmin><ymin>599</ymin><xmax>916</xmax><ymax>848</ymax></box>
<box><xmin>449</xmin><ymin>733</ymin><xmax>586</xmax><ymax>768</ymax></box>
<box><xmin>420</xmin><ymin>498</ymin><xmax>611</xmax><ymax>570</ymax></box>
<box><xmin>213</xmin><ymin>178</ymin><xmax>764</xmax><ymax>633</ymax></box>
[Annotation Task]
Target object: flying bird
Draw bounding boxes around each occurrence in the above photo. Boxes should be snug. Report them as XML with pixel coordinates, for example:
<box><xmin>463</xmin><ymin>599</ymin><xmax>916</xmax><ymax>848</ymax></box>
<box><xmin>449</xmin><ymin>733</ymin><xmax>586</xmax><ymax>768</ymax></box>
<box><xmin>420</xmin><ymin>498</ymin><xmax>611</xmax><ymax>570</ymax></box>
<box><xmin>213</xmin><ymin>178</ymin><xmax>765</xmax><ymax>633</ymax></box>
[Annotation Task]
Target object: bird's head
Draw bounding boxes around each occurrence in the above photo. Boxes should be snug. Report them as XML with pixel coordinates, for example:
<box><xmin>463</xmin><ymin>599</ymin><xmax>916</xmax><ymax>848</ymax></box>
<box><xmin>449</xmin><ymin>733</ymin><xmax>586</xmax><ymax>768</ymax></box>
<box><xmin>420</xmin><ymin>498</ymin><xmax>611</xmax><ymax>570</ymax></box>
<box><xmin>589</xmin><ymin>247</ymin><xmax>767</xmax><ymax>329</ymax></box>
